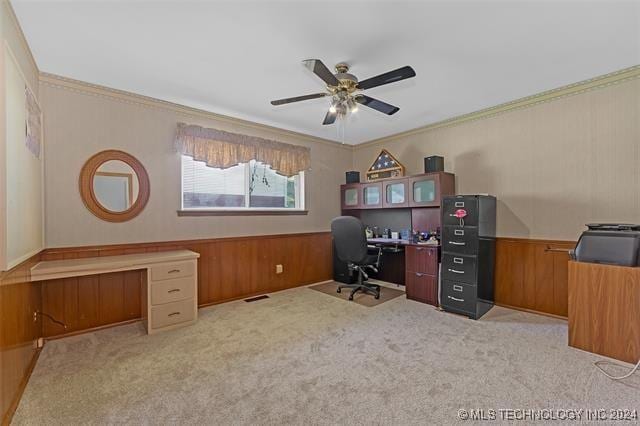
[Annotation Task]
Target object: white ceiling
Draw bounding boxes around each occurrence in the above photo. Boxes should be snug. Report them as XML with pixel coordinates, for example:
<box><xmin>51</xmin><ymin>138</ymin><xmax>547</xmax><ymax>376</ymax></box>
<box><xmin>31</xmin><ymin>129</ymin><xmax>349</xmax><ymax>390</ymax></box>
<box><xmin>12</xmin><ymin>0</ymin><xmax>640</xmax><ymax>145</ymax></box>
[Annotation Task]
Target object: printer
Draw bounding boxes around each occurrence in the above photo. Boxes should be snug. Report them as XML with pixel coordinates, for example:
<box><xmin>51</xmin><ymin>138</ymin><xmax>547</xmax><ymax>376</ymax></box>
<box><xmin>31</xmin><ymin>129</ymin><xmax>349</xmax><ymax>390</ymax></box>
<box><xmin>573</xmin><ymin>223</ymin><xmax>640</xmax><ymax>267</ymax></box>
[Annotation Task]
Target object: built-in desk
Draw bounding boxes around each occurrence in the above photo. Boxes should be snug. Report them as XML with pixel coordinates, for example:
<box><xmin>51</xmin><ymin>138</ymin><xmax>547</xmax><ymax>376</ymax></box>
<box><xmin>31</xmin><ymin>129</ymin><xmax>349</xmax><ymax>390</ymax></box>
<box><xmin>31</xmin><ymin>250</ymin><xmax>200</xmax><ymax>334</ymax></box>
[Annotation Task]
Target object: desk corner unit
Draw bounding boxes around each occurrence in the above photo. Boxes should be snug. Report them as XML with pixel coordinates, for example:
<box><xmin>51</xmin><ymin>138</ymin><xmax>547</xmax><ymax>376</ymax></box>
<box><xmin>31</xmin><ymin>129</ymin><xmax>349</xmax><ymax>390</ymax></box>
<box><xmin>30</xmin><ymin>250</ymin><xmax>200</xmax><ymax>335</ymax></box>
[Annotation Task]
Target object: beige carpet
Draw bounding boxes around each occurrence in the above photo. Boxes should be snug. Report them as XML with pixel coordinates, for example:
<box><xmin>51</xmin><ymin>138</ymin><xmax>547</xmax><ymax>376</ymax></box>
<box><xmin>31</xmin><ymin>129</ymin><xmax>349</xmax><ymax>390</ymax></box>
<box><xmin>309</xmin><ymin>281</ymin><xmax>404</xmax><ymax>306</ymax></box>
<box><xmin>13</xmin><ymin>284</ymin><xmax>640</xmax><ymax>425</ymax></box>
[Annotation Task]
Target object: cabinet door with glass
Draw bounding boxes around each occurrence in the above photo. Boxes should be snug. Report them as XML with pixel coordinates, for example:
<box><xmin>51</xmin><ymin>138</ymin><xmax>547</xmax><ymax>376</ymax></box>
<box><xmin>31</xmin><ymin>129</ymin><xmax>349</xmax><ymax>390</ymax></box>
<box><xmin>360</xmin><ymin>182</ymin><xmax>383</xmax><ymax>209</ymax></box>
<box><xmin>340</xmin><ymin>183</ymin><xmax>361</xmax><ymax>210</ymax></box>
<box><xmin>382</xmin><ymin>178</ymin><xmax>409</xmax><ymax>208</ymax></box>
<box><xmin>409</xmin><ymin>174</ymin><xmax>440</xmax><ymax>207</ymax></box>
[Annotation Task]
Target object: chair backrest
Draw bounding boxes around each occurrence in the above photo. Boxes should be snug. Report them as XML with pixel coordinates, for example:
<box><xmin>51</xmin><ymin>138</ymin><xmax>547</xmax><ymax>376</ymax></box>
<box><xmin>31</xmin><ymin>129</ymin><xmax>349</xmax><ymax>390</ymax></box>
<box><xmin>331</xmin><ymin>216</ymin><xmax>368</xmax><ymax>264</ymax></box>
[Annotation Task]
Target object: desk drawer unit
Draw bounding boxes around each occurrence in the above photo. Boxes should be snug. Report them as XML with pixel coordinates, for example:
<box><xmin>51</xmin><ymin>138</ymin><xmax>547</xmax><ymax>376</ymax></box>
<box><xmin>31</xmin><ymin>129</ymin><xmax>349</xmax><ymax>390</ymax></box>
<box><xmin>150</xmin><ymin>276</ymin><xmax>195</xmax><ymax>305</ymax></box>
<box><xmin>151</xmin><ymin>298</ymin><xmax>196</xmax><ymax>329</ymax></box>
<box><xmin>441</xmin><ymin>195</ymin><xmax>496</xmax><ymax>320</ymax></box>
<box><xmin>406</xmin><ymin>272</ymin><xmax>437</xmax><ymax>305</ymax></box>
<box><xmin>405</xmin><ymin>245</ymin><xmax>439</xmax><ymax>306</ymax></box>
<box><xmin>406</xmin><ymin>246</ymin><xmax>438</xmax><ymax>275</ymax></box>
<box><xmin>144</xmin><ymin>259</ymin><xmax>198</xmax><ymax>334</ymax></box>
<box><xmin>150</xmin><ymin>261</ymin><xmax>195</xmax><ymax>281</ymax></box>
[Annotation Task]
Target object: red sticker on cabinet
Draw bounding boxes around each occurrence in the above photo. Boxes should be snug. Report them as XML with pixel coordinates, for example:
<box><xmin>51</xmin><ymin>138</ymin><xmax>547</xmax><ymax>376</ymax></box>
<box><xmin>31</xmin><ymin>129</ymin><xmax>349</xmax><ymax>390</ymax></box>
<box><xmin>454</xmin><ymin>209</ymin><xmax>467</xmax><ymax>218</ymax></box>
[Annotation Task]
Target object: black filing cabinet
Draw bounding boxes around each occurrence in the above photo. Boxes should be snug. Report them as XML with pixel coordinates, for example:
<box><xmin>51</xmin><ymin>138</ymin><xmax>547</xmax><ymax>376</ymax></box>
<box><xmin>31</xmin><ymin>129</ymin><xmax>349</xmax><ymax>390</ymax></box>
<box><xmin>441</xmin><ymin>195</ymin><xmax>496</xmax><ymax>319</ymax></box>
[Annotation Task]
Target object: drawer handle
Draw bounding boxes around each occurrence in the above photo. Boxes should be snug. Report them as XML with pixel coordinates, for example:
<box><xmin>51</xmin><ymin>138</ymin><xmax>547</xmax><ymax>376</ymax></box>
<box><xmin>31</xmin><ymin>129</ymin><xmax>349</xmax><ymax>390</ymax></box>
<box><xmin>453</xmin><ymin>257</ymin><xmax>463</xmax><ymax>264</ymax></box>
<box><xmin>168</xmin><ymin>312</ymin><xmax>181</xmax><ymax>317</ymax></box>
<box><xmin>448</xmin><ymin>268</ymin><xmax>464</xmax><ymax>274</ymax></box>
<box><xmin>168</xmin><ymin>288</ymin><xmax>181</xmax><ymax>293</ymax></box>
<box><xmin>448</xmin><ymin>296</ymin><xmax>464</xmax><ymax>302</ymax></box>
<box><xmin>168</xmin><ymin>269</ymin><xmax>181</xmax><ymax>274</ymax></box>
<box><xmin>449</xmin><ymin>241</ymin><xmax>466</xmax><ymax>246</ymax></box>
<box><xmin>415</xmin><ymin>273</ymin><xmax>424</xmax><ymax>277</ymax></box>
<box><xmin>454</xmin><ymin>230</ymin><xmax>464</xmax><ymax>236</ymax></box>
<box><xmin>453</xmin><ymin>285</ymin><xmax>463</xmax><ymax>292</ymax></box>
<box><xmin>455</xmin><ymin>202</ymin><xmax>465</xmax><ymax>207</ymax></box>
<box><xmin>416</xmin><ymin>247</ymin><xmax>424</xmax><ymax>251</ymax></box>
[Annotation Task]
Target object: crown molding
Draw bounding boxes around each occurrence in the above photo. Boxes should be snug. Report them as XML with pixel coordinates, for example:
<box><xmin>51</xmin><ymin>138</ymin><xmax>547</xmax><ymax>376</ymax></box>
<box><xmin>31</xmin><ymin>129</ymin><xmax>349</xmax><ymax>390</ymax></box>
<box><xmin>4</xmin><ymin>0</ymin><xmax>39</xmax><ymax>75</ymax></box>
<box><xmin>39</xmin><ymin>63</ymin><xmax>639</xmax><ymax>152</ymax></box>
<box><xmin>38</xmin><ymin>73</ymin><xmax>352</xmax><ymax>151</ymax></box>
<box><xmin>356</xmin><ymin>64</ymin><xmax>640</xmax><ymax>149</ymax></box>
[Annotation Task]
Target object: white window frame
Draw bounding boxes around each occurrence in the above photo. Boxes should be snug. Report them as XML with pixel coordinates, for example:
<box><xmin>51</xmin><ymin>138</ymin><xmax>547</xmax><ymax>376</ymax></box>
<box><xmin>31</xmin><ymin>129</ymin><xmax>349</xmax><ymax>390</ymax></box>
<box><xmin>180</xmin><ymin>157</ymin><xmax>306</xmax><ymax>212</ymax></box>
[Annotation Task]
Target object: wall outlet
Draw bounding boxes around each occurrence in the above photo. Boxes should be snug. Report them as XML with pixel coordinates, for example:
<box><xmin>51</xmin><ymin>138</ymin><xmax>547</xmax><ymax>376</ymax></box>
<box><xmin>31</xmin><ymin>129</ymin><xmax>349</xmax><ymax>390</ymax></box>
<box><xmin>276</xmin><ymin>264</ymin><xmax>283</xmax><ymax>274</ymax></box>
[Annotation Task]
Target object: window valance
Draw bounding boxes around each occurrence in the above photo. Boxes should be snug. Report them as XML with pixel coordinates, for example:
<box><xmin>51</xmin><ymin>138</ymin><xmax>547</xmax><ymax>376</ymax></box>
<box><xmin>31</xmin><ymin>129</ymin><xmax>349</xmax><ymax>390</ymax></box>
<box><xmin>174</xmin><ymin>123</ymin><xmax>310</xmax><ymax>176</ymax></box>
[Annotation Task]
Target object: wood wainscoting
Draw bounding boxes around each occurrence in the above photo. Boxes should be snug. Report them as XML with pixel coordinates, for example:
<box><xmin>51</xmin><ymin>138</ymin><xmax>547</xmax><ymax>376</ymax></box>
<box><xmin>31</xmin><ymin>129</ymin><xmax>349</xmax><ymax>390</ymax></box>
<box><xmin>495</xmin><ymin>237</ymin><xmax>576</xmax><ymax>318</ymax></box>
<box><xmin>0</xmin><ymin>253</ymin><xmax>42</xmax><ymax>424</ymax></box>
<box><xmin>39</xmin><ymin>232</ymin><xmax>332</xmax><ymax>338</ymax></box>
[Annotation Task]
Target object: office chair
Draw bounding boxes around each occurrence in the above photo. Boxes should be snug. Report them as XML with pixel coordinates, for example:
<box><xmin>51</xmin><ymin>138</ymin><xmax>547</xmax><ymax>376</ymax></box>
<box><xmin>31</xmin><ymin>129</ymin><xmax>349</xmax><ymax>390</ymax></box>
<box><xmin>330</xmin><ymin>216</ymin><xmax>382</xmax><ymax>300</ymax></box>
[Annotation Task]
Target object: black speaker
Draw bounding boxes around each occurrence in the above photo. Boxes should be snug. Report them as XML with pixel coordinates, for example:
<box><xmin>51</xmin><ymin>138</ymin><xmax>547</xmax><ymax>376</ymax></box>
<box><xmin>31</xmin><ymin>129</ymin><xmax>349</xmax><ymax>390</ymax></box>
<box><xmin>345</xmin><ymin>171</ymin><xmax>360</xmax><ymax>184</ymax></box>
<box><xmin>424</xmin><ymin>156</ymin><xmax>444</xmax><ymax>173</ymax></box>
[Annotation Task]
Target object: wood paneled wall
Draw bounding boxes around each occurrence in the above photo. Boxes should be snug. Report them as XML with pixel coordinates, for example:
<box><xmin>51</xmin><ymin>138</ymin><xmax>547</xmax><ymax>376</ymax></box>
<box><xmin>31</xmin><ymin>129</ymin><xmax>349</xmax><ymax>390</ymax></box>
<box><xmin>495</xmin><ymin>237</ymin><xmax>575</xmax><ymax>318</ymax></box>
<box><xmin>39</xmin><ymin>232</ymin><xmax>333</xmax><ymax>338</ymax></box>
<box><xmin>0</xmin><ymin>253</ymin><xmax>42</xmax><ymax>424</ymax></box>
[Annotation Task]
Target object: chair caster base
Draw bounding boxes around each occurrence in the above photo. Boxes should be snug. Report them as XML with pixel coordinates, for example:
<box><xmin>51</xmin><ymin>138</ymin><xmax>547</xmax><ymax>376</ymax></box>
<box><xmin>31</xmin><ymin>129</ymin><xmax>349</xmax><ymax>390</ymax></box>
<box><xmin>336</xmin><ymin>288</ymin><xmax>341</xmax><ymax>293</ymax></box>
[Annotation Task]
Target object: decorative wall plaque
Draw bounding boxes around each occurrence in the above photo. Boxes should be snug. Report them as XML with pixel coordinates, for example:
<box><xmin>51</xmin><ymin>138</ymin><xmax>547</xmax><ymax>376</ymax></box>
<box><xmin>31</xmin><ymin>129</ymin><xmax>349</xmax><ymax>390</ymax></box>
<box><xmin>366</xmin><ymin>149</ymin><xmax>405</xmax><ymax>181</ymax></box>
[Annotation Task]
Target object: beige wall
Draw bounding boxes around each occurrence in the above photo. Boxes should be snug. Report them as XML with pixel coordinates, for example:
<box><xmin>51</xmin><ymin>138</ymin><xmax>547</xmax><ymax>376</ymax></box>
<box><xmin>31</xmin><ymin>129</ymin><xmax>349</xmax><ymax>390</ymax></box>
<box><xmin>353</xmin><ymin>78</ymin><xmax>640</xmax><ymax>241</ymax></box>
<box><xmin>1</xmin><ymin>0</ymin><xmax>42</xmax><ymax>270</ymax></box>
<box><xmin>40</xmin><ymin>78</ymin><xmax>352</xmax><ymax>248</ymax></box>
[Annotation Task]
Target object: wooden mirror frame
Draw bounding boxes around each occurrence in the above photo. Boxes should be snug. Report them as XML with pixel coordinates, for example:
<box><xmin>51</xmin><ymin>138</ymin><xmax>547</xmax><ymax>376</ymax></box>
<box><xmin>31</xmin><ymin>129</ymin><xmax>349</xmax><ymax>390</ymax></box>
<box><xmin>79</xmin><ymin>150</ymin><xmax>150</xmax><ymax>222</ymax></box>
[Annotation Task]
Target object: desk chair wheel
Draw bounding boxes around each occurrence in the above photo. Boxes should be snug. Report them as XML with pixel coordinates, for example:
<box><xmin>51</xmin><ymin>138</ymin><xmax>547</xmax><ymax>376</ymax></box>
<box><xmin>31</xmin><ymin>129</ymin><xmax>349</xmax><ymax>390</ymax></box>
<box><xmin>348</xmin><ymin>294</ymin><xmax>354</xmax><ymax>301</ymax></box>
<box><xmin>336</xmin><ymin>288</ymin><xmax>341</xmax><ymax>293</ymax></box>
<box><xmin>375</xmin><ymin>293</ymin><xmax>380</xmax><ymax>300</ymax></box>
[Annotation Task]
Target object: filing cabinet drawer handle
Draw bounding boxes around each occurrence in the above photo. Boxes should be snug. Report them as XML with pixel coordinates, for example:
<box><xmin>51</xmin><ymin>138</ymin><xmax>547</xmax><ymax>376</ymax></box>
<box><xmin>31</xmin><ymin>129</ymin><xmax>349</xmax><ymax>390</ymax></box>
<box><xmin>168</xmin><ymin>269</ymin><xmax>181</xmax><ymax>274</ymax></box>
<box><xmin>448</xmin><ymin>269</ymin><xmax>464</xmax><ymax>274</ymax></box>
<box><xmin>415</xmin><ymin>273</ymin><xmax>424</xmax><ymax>277</ymax></box>
<box><xmin>168</xmin><ymin>312</ymin><xmax>181</xmax><ymax>317</ymax></box>
<box><xmin>453</xmin><ymin>285</ymin><xmax>463</xmax><ymax>292</ymax></box>
<box><xmin>448</xmin><ymin>296</ymin><xmax>464</xmax><ymax>302</ymax></box>
<box><xmin>454</xmin><ymin>257</ymin><xmax>463</xmax><ymax>264</ymax></box>
<box><xmin>449</xmin><ymin>241</ymin><xmax>466</xmax><ymax>246</ymax></box>
<box><xmin>455</xmin><ymin>202</ymin><xmax>465</xmax><ymax>207</ymax></box>
<box><xmin>454</xmin><ymin>230</ymin><xmax>464</xmax><ymax>236</ymax></box>
<box><xmin>168</xmin><ymin>289</ymin><xmax>181</xmax><ymax>293</ymax></box>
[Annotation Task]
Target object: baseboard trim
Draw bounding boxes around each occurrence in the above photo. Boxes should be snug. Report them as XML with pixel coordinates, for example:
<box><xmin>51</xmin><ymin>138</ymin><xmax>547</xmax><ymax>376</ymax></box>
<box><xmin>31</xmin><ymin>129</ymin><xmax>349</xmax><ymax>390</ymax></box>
<box><xmin>2</xmin><ymin>346</ymin><xmax>41</xmax><ymax>425</ymax></box>
<box><xmin>495</xmin><ymin>303</ymin><xmax>568</xmax><ymax>321</ymax></box>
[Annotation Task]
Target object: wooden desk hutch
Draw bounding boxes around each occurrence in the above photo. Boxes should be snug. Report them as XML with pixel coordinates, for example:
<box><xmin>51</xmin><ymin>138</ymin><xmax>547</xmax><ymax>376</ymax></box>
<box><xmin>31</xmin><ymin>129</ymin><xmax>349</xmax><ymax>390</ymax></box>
<box><xmin>340</xmin><ymin>172</ymin><xmax>455</xmax><ymax>306</ymax></box>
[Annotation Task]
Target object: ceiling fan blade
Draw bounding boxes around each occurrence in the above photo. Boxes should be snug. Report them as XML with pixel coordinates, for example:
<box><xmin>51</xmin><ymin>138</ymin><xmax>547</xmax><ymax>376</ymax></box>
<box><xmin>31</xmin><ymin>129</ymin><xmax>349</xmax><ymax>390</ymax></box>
<box><xmin>355</xmin><ymin>95</ymin><xmax>400</xmax><ymax>115</ymax></box>
<box><xmin>356</xmin><ymin>66</ymin><xmax>416</xmax><ymax>90</ymax></box>
<box><xmin>271</xmin><ymin>93</ymin><xmax>327</xmax><ymax>106</ymax></box>
<box><xmin>322</xmin><ymin>109</ymin><xmax>338</xmax><ymax>125</ymax></box>
<box><xmin>303</xmin><ymin>59</ymin><xmax>340</xmax><ymax>87</ymax></box>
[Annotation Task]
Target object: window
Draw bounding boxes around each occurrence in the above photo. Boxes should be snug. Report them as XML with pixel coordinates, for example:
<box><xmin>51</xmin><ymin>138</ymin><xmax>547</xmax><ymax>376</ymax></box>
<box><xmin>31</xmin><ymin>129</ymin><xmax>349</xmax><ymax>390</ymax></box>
<box><xmin>181</xmin><ymin>156</ymin><xmax>304</xmax><ymax>211</ymax></box>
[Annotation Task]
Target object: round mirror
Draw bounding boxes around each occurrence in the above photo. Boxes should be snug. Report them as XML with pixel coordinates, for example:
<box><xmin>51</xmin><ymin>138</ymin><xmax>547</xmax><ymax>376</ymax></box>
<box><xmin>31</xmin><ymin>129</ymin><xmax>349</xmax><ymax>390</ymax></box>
<box><xmin>93</xmin><ymin>160</ymin><xmax>140</xmax><ymax>212</ymax></box>
<box><xmin>79</xmin><ymin>150</ymin><xmax>150</xmax><ymax>222</ymax></box>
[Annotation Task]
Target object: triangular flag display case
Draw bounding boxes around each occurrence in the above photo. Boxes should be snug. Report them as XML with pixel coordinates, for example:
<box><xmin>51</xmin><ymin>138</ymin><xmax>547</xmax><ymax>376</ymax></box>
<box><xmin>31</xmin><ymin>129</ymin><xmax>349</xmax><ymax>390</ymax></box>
<box><xmin>366</xmin><ymin>149</ymin><xmax>405</xmax><ymax>181</ymax></box>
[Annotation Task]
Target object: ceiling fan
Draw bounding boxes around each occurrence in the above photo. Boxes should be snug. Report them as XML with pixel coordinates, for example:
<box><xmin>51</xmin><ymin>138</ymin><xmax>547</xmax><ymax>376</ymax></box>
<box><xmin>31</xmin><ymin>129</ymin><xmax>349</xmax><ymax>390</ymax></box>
<box><xmin>270</xmin><ymin>59</ymin><xmax>416</xmax><ymax>125</ymax></box>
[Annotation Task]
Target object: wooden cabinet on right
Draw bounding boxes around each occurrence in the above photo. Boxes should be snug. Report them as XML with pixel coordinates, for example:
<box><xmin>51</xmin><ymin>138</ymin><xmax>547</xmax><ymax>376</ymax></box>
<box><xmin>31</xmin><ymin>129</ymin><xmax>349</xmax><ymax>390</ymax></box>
<box><xmin>568</xmin><ymin>261</ymin><xmax>640</xmax><ymax>364</ymax></box>
<box><xmin>405</xmin><ymin>245</ymin><xmax>439</xmax><ymax>305</ymax></box>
